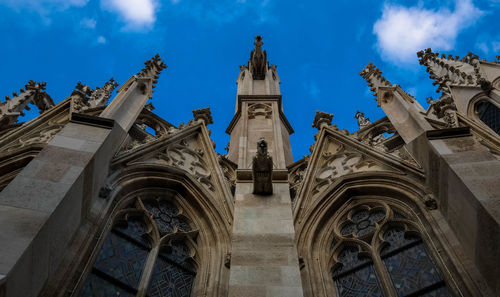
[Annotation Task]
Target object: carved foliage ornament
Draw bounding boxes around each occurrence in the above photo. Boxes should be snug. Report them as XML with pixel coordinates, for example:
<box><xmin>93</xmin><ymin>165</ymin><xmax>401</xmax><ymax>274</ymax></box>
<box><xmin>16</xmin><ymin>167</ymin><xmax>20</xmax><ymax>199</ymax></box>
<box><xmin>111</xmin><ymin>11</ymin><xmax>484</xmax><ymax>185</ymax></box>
<box><xmin>161</xmin><ymin>140</ymin><xmax>215</xmax><ymax>192</ymax></box>
<box><xmin>432</xmin><ymin>95</ymin><xmax>459</xmax><ymax>128</ymax></box>
<box><xmin>248</xmin><ymin>103</ymin><xmax>272</xmax><ymax>119</ymax></box>
<box><xmin>312</xmin><ymin>141</ymin><xmax>389</xmax><ymax>196</ymax></box>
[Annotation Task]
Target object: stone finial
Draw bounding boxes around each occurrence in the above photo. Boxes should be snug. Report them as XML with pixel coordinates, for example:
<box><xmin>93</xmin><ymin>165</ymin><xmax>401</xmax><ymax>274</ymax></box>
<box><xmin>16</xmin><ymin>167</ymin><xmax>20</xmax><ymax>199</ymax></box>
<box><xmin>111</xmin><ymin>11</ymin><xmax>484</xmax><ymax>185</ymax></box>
<box><xmin>249</xmin><ymin>35</ymin><xmax>268</xmax><ymax>80</ymax></box>
<box><xmin>417</xmin><ymin>48</ymin><xmax>483</xmax><ymax>96</ymax></box>
<box><xmin>0</xmin><ymin>80</ymin><xmax>54</xmax><ymax>128</ymax></box>
<box><xmin>354</xmin><ymin>111</ymin><xmax>370</xmax><ymax>129</ymax></box>
<box><xmin>432</xmin><ymin>95</ymin><xmax>458</xmax><ymax>128</ymax></box>
<box><xmin>359</xmin><ymin>62</ymin><xmax>392</xmax><ymax>98</ymax></box>
<box><xmin>252</xmin><ymin>138</ymin><xmax>273</xmax><ymax>195</ymax></box>
<box><xmin>137</xmin><ymin>54</ymin><xmax>167</xmax><ymax>89</ymax></box>
<box><xmin>192</xmin><ymin>107</ymin><xmax>213</xmax><ymax>125</ymax></box>
<box><xmin>87</xmin><ymin>78</ymin><xmax>119</xmax><ymax>108</ymax></box>
<box><xmin>312</xmin><ymin>110</ymin><xmax>333</xmax><ymax>130</ymax></box>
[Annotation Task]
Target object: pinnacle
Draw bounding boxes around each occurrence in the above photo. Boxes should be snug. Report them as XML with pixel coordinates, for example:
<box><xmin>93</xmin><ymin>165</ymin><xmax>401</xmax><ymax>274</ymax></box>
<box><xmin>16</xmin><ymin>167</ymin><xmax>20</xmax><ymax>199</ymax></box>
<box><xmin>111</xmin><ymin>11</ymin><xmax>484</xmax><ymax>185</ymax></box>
<box><xmin>359</xmin><ymin>62</ymin><xmax>392</xmax><ymax>98</ymax></box>
<box><xmin>137</xmin><ymin>54</ymin><xmax>167</xmax><ymax>89</ymax></box>
<box><xmin>417</xmin><ymin>48</ymin><xmax>483</xmax><ymax>95</ymax></box>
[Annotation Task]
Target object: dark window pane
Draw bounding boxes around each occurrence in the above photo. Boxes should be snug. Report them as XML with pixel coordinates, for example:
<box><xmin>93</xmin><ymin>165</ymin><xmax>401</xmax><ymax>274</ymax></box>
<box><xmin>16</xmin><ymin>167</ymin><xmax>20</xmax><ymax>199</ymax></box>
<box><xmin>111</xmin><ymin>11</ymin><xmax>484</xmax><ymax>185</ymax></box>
<box><xmin>80</xmin><ymin>273</ymin><xmax>135</xmax><ymax>297</ymax></box>
<box><xmin>79</xmin><ymin>218</ymin><xmax>150</xmax><ymax>297</ymax></box>
<box><xmin>420</xmin><ymin>286</ymin><xmax>453</xmax><ymax>297</ymax></box>
<box><xmin>93</xmin><ymin>232</ymin><xmax>149</xmax><ymax>289</ymax></box>
<box><xmin>335</xmin><ymin>264</ymin><xmax>384</xmax><ymax>297</ymax></box>
<box><xmin>147</xmin><ymin>256</ymin><xmax>195</xmax><ymax>297</ymax></box>
<box><xmin>333</xmin><ymin>247</ymin><xmax>384</xmax><ymax>297</ymax></box>
<box><xmin>477</xmin><ymin>101</ymin><xmax>500</xmax><ymax>135</ymax></box>
<box><xmin>382</xmin><ymin>228</ymin><xmax>451</xmax><ymax>297</ymax></box>
<box><xmin>383</xmin><ymin>244</ymin><xmax>441</xmax><ymax>296</ymax></box>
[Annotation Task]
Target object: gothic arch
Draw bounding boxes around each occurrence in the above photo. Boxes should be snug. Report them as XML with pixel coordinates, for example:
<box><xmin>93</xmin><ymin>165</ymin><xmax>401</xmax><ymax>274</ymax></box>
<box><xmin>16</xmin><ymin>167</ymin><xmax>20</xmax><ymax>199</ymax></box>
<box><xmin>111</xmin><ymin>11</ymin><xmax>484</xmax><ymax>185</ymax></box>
<box><xmin>71</xmin><ymin>164</ymin><xmax>232</xmax><ymax>297</ymax></box>
<box><xmin>466</xmin><ymin>93</ymin><xmax>500</xmax><ymax>137</ymax></box>
<box><xmin>295</xmin><ymin>172</ymin><xmax>480</xmax><ymax>297</ymax></box>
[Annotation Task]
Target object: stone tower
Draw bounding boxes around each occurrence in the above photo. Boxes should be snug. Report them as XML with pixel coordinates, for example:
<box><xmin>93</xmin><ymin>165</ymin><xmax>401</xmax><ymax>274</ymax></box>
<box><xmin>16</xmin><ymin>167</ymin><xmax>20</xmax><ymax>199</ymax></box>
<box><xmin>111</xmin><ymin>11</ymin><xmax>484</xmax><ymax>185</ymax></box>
<box><xmin>0</xmin><ymin>38</ymin><xmax>499</xmax><ymax>297</ymax></box>
<box><xmin>225</xmin><ymin>36</ymin><xmax>303</xmax><ymax>297</ymax></box>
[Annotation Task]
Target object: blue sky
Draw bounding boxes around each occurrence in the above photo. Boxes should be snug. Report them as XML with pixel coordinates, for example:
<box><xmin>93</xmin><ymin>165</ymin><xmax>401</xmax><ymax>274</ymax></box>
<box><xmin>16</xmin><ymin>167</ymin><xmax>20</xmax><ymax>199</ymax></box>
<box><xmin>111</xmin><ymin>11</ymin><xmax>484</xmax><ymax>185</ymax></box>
<box><xmin>0</xmin><ymin>0</ymin><xmax>499</xmax><ymax>160</ymax></box>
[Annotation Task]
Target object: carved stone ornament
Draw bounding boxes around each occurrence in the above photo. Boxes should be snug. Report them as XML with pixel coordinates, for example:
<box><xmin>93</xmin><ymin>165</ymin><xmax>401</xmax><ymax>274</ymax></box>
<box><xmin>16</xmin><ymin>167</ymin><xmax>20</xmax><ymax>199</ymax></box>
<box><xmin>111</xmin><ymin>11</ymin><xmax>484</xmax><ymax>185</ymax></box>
<box><xmin>252</xmin><ymin>138</ymin><xmax>273</xmax><ymax>195</ymax></box>
<box><xmin>354</xmin><ymin>111</ymin><xmax>370</xmax><ymax>129</ymax></box>
<box><xmin>312</xmin><ymin>110</ymin><xmax>333</xmax><ymax>130</ymax></box>
<box><xmin>432</xmin><ymin>95</ymin><xmax>458</xmax><ymax>128</ymax></box>
<box><xmin>192</xmin><ymin>106</ymin><xmax>213</xmax><ymax>125</ymax></box>
<box><xmin>376</xmin><ymin>87</ymin><xmax>395</xmax><ymax>107</ymax></box>
<box><xmin>248</xmin><ymin>103</ymin><xmax>272</xmax><ymax>119</ymax></box>
<box><xmin>249</xmin><ymin>35</ymin><xmax>267</xmax><ymax>80</ymax></box>
<box><xmin>424</xmin><ymin>194</ymin><xmax>438</xmax><ymax>210</ymax></box>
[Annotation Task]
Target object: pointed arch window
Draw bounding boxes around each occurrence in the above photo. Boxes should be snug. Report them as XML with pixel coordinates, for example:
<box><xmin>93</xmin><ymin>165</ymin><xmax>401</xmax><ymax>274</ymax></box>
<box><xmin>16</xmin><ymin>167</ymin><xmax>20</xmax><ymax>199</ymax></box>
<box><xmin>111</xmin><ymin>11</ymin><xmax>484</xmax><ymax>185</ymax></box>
<box><xmin>79</xmin><ymin>193</ymin><xmax>197</xmax><ymax>297</ymax></box>
<box><xmin>331</xmin><ymin>201</ymin><xmax>454</xmax><ymax>297</ymax></box>
<box><xmin>476</xmin><ymin>100</ymin><xmax>500</xmax><ymax>136</ymax></box>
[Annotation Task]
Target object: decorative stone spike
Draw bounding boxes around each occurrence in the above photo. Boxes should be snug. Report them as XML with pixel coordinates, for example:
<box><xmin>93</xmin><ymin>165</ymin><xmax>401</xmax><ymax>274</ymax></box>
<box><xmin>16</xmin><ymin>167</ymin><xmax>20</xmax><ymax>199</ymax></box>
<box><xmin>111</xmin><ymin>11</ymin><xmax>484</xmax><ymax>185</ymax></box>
<box><xmin>312</xmin><ymin>110</ymin><xmax>333</xmax><ymax>130</ymax></box>
<box><xmin>359</xmin><ymin>62</ymin><xmax>392</xmax><ymax>96</ymax></box>
<box><xmin>192</xmin><ymin>107</ymin><xmax>213</xmax><ymax>125</ymax></box>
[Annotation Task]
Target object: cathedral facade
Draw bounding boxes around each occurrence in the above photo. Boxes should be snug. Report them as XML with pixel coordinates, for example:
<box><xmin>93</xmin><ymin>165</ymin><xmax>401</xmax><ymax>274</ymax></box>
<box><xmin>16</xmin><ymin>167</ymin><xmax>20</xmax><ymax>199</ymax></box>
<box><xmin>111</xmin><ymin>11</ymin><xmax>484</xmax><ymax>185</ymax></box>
<box><xmin>0</xmin><ymin>37</ymin><xmax>499</xmax><ymax>297</ymax></box>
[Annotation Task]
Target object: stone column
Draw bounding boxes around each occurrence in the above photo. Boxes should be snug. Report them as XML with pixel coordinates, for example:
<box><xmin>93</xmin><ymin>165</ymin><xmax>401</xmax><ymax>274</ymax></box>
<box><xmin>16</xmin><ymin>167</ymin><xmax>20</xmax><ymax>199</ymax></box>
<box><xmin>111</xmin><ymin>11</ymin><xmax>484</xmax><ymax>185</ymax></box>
<box><xmin>0</xmin><ymin>55</ymin><xmax>165</xmax><ymax>297</ymax></box>
<box><xmin>228</xmin><ymin>174</ymin><xmax>304</xmax><ymax>297</ymax></box>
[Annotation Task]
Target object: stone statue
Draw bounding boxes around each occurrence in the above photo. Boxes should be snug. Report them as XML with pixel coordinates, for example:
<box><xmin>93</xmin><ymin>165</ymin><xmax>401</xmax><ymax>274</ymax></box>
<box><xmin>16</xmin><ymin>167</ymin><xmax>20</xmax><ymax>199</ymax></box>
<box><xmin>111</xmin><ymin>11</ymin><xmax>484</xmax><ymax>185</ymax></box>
<box><xmin>252</xmin><ymin>138</ymin><xmax>273</xmax><ymax>195</ymax></box>
<box><xmin>354</xmin><ymin>111</ymin><xmax>370</xmax><ymax>128</ymax></box>
<box><xmin>249</xmin><ymin>35</ymin><xmax>267</xmax><ymax>80</ymax></box>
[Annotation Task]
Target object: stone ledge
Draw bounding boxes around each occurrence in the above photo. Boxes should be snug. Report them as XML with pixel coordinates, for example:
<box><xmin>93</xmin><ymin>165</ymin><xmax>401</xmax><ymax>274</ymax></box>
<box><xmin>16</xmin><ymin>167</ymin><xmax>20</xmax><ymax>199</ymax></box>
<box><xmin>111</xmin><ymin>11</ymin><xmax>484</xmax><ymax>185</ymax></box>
<box><xmin>426</xmin><ymin>126</ymin><xmax>471</xmax><ymax>140</ymax></box>
<box><xmin>70</xmin><ymin>113</ymin><xmax>114</xmax><ymax>129</ymax></box>
<box><xmin>236</xmin><ymin>169</ymin><xmax>288</xmax><ymax>182</ymax></box>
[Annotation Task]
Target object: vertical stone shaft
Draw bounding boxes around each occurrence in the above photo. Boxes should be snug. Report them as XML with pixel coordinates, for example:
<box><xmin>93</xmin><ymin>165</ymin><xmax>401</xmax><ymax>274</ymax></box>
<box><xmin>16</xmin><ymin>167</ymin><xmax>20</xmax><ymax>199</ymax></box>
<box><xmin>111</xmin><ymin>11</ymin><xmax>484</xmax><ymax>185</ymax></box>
<box><xmin>227</xmin><ymin>37</ymin><xmax>304</xmax><ymax>296</ymax></box>
<box><xmin>0</xmin><ymin>56</ymin><xmax>162</xmax><ymax>297</ymax></box>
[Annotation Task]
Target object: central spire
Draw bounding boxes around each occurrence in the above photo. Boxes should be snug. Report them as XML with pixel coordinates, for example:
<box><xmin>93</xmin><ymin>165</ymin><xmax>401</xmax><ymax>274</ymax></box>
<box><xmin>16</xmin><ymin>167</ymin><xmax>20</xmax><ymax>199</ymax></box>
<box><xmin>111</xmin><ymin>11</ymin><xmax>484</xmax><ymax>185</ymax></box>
<box><xmin>236</xmin><ymin>36</ymin><xmax>280</xmax><ymax>96</ymax></box>
<box><xmin>249</xmin><ymin>35</ymin><xmax>268</xmax><ymax>80</ymax></box>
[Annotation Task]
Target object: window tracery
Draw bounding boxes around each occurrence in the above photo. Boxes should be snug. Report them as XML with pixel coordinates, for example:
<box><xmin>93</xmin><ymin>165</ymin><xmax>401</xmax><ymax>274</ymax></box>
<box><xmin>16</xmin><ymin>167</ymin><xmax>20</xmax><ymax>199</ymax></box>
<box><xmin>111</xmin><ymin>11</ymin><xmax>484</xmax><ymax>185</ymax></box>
<box><xmin>79</xmin><ymin>192</ymin><xmax>197</xmax><ymax>297</ymax></box>
<box><xmin>475</xmin><ymin>100</ymin><xmax>500</xmax><ymax>136</ymax></box>
<box><xmin>331</xmin><ymin>201</ymin><xmax>453</xmax><ymax>297</ymax></box>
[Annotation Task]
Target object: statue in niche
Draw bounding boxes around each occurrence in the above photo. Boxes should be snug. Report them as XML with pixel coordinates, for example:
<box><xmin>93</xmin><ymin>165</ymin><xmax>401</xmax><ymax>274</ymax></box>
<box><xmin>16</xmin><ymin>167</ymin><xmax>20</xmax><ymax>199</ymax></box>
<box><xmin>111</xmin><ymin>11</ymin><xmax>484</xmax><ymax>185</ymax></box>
<box><xmin>252</xmin><ymin>138</ymin><xmax>273</xmax><ymax>195</ymax></box>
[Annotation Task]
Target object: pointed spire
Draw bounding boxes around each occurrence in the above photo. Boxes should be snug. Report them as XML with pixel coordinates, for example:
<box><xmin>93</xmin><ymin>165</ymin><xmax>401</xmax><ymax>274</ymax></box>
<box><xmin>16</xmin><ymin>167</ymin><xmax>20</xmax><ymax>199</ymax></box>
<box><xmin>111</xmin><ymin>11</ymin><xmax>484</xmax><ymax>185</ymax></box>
<box><xmin>312</xmin><ymin>110</ymin><xmax>333</xmax><ymax>130</ymax></box>
<box><xmin>248</xmin><ymin>35</ymin><xmax>268</xmax><ymax>80</ymax></box>
<box><xmin>417</xmin><ymin>48</ymin><xmax>484</xmax><ymax>95</ymax></box>
<box><xmin>359</xmin><ymin>62</ymin><xmax>393</xmax><ymax>98</ymax></box>
<box><xmin>193</xmin><ymin>106</ymin><xmax>213</xmax><ymax>125</ymax></box>
<box><xmin>0</xmin><ymin>80</ymin><xmax>54</xmax><ymax>128</ymax></box>
<box><xmin>88</xmin><ymin>78</ymin><xmax>119</xmax><ymax>108</ymax></box>
<box><xmin>137</xmin><ymin>54</ymin><xmax>167</xmax><ymax>89</ymax></box>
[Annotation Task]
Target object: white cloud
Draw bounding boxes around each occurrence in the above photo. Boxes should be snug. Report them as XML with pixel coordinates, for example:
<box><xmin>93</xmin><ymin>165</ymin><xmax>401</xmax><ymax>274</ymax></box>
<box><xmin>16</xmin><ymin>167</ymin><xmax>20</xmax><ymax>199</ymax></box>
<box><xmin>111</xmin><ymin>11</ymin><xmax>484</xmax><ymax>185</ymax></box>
<box><xmin>373</xmin><ymin>0</ymin><xmax>483</xmax><ymax>64</ymax></box>
<box><xmin>80</xmin><ymin>18</ymin><xmax>96</xmax><ymax>29</ymax></box>
<box><xmin>97</xmin><ymin>36</ymin><xmax>107</xmax><ymax>44</ymax></box>
<box><xmin>101</xmin><ymin>0</ymin><xmax>157</xmax><ymax>29</ymax></box>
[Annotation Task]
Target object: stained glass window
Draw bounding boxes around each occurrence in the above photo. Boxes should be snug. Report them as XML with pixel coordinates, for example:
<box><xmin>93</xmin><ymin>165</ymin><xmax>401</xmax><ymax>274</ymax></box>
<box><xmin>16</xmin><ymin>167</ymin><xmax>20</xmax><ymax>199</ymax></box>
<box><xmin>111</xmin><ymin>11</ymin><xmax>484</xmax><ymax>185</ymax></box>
<box><xmin>333</xmin><ymin>203</ymin><xmax>456</xmax><ymax>297</ymax></box>
<box><xmin>142</xmin><ymin>199</ymin><xmax>192</xmax><ymax>235</ymax></box>
<box><xmin>80</xmin><ymin>217</ymin><xmax>150</xmax><ymax>296</ymax></box>
<box><xmin>381</xmin><ymin>228</ymin><xmax>451</xmax><ymax>297</ymax></box>
<box><xmin>80</xmin><ymin>196</ymin><xmax>197</xmax><ymax>297</ymax></box>
<box><xmin>341</xmin><ymin>209</ymin><xmax>385</xmax><ymax>237</ymax></box>
<box><xmin>476</xmin><ymin>101</ymin><xmax>500</xmax><ymax>136</ymax></box>
<box><xmin>147</xmin><ymin>242</ymin><xmax>195</xmax><ymax>297</ymax></box>
<box><xmin>333</xmin><ymin>247</ymin><xmax>384</xmax><ymax>297</ymax></box>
